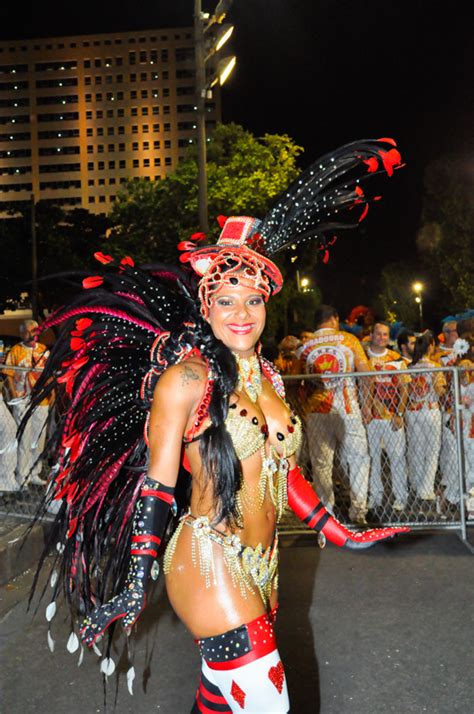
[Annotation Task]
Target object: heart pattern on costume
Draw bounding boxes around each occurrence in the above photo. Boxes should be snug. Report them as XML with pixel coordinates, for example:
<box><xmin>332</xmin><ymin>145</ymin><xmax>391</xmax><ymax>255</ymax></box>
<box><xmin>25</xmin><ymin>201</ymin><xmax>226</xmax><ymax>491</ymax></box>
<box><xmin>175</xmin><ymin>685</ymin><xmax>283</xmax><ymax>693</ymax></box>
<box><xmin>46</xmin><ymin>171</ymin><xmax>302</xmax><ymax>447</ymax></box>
<box><xmin>231</xmin><ymin>679</ymin><xmax>246</xmax><ymax>709</ymax></box>
<box><xmin>268</xmin><ymin>660</ymin><xmax>285</xmax><ymax>693</ymax></box>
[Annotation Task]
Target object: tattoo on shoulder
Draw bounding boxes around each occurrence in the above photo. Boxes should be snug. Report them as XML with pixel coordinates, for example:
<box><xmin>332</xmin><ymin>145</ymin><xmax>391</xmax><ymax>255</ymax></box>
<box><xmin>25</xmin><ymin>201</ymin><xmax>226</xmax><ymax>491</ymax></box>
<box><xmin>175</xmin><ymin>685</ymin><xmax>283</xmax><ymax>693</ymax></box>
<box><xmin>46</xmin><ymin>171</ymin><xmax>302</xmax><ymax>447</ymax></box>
<box><xmin>180</xmin><ymin>364</ymin><xmax>202</xmax><ymax>386</ymax></box>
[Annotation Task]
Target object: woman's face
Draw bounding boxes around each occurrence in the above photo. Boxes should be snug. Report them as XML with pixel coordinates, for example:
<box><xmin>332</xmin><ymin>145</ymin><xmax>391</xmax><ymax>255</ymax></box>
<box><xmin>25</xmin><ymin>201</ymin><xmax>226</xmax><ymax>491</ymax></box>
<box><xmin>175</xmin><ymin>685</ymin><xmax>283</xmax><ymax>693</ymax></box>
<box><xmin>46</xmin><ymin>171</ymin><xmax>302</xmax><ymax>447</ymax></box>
<box><xmin>207</xmin><ymin>282</ymin><xmax>266</xmax><ymax>357</ymax></box>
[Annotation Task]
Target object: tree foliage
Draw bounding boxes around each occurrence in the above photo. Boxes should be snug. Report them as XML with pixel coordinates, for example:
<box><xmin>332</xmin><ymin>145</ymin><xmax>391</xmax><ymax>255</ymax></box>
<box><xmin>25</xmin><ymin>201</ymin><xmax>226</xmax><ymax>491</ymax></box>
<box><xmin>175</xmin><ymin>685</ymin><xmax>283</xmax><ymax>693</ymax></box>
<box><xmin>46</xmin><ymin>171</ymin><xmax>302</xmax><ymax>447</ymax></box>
<box><xmin>0</xmin><ymin>203</ymin><xmax>109</xmax><ymax>313</ymax></box>
<box><xmin>416</xmin><ymin>154</ymin><xmax>474</xmax><ymax>311</ymax></box>
<box><xmin>109</xmin><ymin>122</ymin><xmax>304</xmax><ymax>262</ymax></box>
<box><xmin>373</xmin><ymin>261</ymin><xmax>422</xmax><ymax>328</ymax></box>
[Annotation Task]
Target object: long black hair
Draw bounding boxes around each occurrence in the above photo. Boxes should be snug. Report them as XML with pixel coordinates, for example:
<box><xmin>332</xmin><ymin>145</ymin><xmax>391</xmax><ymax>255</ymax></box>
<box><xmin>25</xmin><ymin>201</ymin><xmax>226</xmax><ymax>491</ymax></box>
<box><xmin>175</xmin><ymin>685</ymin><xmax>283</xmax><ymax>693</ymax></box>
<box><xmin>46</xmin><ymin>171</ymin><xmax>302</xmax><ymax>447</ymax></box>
<box><xmin>158</xmin><ymin>313</ymin><xmax>241</xmax><ymax>526</ymax></box>
<box><xmin>411</xmin><ymin>331</ymin><xmax>435</xmax><ymax>365</ymax></box>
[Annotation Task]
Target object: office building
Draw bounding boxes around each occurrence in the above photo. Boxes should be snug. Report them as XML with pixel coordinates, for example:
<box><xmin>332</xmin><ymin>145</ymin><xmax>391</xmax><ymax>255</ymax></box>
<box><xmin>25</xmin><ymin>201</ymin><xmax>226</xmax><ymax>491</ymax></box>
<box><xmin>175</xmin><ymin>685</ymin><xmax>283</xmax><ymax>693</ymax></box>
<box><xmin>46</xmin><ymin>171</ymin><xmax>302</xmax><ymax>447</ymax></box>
<box><xmin>0</xmin><ymin>28</ymin><xmax>220</xmax><ymax>214</ymax></box>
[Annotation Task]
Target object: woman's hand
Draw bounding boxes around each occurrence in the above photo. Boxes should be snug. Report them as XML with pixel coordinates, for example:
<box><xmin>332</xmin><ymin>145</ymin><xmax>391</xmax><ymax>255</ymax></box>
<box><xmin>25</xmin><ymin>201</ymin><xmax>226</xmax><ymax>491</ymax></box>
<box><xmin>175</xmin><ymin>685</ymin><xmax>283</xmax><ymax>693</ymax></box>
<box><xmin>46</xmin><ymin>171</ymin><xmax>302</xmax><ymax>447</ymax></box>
<box><xmin>80</xmin><ymin>582</ymin><xmax>146</xmax><ymax>646</ymax></box>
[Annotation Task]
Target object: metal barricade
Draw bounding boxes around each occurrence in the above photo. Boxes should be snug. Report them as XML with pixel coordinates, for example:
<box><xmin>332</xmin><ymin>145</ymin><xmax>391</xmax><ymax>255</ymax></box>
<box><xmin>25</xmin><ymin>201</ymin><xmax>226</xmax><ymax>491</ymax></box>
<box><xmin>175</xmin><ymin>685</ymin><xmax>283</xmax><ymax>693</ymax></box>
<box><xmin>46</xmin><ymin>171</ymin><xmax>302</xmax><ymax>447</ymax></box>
<box><xmin>282</xmin><ymin>365</ymin><xmax>474</xmax><ymax>550</ymax></box>
<box><xmin>1</xmin><ymin>361</ymin><xmax>473</xmax><ymax>550</ymax></box>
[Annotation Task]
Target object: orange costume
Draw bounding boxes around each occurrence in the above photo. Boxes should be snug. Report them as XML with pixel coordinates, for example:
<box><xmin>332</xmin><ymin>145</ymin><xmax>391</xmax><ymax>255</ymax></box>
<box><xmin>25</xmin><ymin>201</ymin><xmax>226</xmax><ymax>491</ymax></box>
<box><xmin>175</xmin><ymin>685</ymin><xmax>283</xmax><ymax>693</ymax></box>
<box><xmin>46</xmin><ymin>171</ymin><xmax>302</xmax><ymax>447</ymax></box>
<box><xmin>366</xmin><ymin>348</ymin><xmax>410</xmax><ymax>509</ymax></box>
<box><xmin>406</xmin><ymin>357</ymin><xmax>446</xmax><ymax>500</ymax></box>
<box><xmin>298</xmin><ymin>328</ymin><xmax>371</xmax><ymax>522</ymax></box>
<box><xmin>4</xmin><ymin>342</ymin><xmax>50</xmax><ymax>484</ymax></box>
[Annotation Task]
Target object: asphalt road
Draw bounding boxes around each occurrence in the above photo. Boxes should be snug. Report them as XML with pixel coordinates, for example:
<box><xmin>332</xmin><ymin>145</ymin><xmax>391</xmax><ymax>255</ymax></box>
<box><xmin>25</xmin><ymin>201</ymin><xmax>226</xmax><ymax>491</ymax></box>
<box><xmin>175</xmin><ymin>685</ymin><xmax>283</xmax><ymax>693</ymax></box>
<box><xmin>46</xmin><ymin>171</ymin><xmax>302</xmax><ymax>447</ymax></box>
<box><xmin>0</xmin><ymin>531</ymin><xmax>473</xmax><ymax>714</ymax></box>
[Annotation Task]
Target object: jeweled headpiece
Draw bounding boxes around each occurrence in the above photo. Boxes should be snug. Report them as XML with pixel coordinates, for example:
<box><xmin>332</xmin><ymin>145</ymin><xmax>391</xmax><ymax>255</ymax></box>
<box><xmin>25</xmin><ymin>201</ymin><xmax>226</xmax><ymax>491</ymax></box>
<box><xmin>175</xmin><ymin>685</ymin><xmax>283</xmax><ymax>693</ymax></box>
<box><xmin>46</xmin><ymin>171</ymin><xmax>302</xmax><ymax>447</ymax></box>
<box><xmin>178</xmin><ymin>138</ymin><xmax>403</xmax><ymax>316</ymax></box>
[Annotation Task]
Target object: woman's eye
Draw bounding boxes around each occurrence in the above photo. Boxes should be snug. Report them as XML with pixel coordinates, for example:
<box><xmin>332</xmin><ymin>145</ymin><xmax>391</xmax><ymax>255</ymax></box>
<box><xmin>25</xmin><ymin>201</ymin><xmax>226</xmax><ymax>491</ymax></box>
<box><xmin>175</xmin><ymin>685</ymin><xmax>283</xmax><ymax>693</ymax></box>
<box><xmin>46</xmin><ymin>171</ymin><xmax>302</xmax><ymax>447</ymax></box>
<box><xmin>249</xmin><ymin>298</ymin><xmax>263</xmax><ymax>305</ymax></box>
<box><xmin>217</xmin><ymin>299</ymin><xmax>233</xmax><ymax>307</ymax></box>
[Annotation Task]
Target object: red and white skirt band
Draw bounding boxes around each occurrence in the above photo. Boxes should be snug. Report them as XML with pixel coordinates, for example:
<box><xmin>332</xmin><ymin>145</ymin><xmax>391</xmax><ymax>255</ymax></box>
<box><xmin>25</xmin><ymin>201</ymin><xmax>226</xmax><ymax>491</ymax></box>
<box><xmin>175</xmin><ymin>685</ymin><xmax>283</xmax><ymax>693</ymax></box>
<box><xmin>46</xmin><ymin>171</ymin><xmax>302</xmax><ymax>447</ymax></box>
<box><xmin>192</xmin><ymin>609</ymin><xmax>289</xmax><ymax>713</ymax></box>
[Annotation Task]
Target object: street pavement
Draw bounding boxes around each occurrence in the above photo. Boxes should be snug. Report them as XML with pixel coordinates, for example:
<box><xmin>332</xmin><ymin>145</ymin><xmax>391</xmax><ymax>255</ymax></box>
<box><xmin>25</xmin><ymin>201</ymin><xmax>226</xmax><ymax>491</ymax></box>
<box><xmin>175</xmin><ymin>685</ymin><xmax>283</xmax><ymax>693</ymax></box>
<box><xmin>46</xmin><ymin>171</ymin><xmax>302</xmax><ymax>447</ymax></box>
<box><xmin>0</xmin><ymin>530</ymin><xmax>473</xmax><ymax>714</ymax></box>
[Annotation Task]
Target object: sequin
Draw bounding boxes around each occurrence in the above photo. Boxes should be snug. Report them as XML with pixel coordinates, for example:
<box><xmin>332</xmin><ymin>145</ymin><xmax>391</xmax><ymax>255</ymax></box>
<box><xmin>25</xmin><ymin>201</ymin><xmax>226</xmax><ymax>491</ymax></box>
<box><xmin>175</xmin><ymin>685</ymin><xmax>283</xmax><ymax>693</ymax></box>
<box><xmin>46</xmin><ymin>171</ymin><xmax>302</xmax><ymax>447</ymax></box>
<box><xmin>231</xmin><ymin>680</ymin><xmax>246</xmax><ymax>708</ymax></box>
<box><xmin>268</xmin><ymin>660</ymin><xmax>285</xmax><ymax>694</ymax></box>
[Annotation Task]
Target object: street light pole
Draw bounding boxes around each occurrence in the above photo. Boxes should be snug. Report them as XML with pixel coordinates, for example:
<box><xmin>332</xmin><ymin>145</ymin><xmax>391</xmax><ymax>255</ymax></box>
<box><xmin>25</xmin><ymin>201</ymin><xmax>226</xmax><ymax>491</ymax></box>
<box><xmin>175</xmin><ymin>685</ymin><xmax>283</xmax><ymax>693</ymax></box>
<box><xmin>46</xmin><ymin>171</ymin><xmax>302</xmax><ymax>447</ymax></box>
<box><xmin>30</xmin><ymin>194</ymin><xmax>38</xmax><ymax>321</ymax></box>
<box><xmin>417</xmin><ymin>297</ymin><xmax>423</xmax><ymax>329</ymax></box>
<box><xmin>412</xmin><ymin>281</ymin><xmax>424</xmax><ymax>331</ymax></box>
<box><xmin>194</xmin><ymin>0</ymin><xmax>209</xmax><ymax>233</ymax></box>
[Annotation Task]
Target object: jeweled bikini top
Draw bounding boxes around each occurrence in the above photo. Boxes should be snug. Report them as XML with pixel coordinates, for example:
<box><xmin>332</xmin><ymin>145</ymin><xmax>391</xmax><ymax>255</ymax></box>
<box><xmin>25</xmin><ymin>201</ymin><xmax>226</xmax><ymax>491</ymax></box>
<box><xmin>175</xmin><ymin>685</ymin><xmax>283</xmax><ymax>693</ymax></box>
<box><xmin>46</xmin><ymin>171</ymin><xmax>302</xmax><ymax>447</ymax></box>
<box><xmin>182</xmin><ymin>351</ymin><xmax>301</xmax><ymax>461</ymax></box>
<box><xmin>225</xmin><ymin>405</ymin><xmax>302</xmax><ymax>462</ymax></box>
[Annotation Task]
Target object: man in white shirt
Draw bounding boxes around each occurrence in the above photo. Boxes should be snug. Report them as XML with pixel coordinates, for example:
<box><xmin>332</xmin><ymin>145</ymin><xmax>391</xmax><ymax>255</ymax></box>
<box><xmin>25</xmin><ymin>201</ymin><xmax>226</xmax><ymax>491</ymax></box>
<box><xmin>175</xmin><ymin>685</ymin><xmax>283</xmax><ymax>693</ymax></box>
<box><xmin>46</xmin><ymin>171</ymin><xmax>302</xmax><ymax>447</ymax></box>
<box><xmin>366</xmin><ymin>322</ymin><xmax>410</xmax><ymax>512</ymax></box>
<box><xmin>298</xmin><ymin>305</ymin><xmax>372</xmax><ymax>525</ymax></box>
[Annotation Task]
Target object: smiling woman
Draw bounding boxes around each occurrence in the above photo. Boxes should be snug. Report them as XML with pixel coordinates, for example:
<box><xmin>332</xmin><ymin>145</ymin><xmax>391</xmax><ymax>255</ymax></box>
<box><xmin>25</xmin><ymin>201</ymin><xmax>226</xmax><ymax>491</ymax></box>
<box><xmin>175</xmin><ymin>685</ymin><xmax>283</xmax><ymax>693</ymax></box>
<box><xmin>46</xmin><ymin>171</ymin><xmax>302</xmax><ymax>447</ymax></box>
<box><xmin>22</xmin><ymin>138</ymin><xmax>408</xmax><ymax>713</ymax></box>
<box><xmin>207</xmin><ymin>283</ymin><xmax>267</xmax><ymax>357</ymax></box>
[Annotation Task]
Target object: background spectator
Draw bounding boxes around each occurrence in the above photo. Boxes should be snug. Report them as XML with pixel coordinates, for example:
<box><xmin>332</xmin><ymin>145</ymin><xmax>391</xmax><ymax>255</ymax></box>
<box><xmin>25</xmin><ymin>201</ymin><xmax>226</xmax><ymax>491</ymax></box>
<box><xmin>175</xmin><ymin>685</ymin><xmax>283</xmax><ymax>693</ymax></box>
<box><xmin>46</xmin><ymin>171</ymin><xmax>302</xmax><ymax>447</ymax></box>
<box><xmin>397</xmin><ymin>329</ymin><xmax>416</xmax><ymax>365</ymax></box>
<box><xmin>298</xmin><ymin>305</ymin><xmax>372</xmax><ymax>525</ymax></box>
<box><xmin>366</xmin><ymin>322</ymin><xmax>410</xmax><ymax>511</ymax></box>
<box><xmin>406</xmin><ymin>332</ymin><xmax>446</xmax><ymax>506</ymax></box>
<box><xmin>4</xmin><ymin>320</ymin><xmax>51</xmax><ymax>487</ymax></box>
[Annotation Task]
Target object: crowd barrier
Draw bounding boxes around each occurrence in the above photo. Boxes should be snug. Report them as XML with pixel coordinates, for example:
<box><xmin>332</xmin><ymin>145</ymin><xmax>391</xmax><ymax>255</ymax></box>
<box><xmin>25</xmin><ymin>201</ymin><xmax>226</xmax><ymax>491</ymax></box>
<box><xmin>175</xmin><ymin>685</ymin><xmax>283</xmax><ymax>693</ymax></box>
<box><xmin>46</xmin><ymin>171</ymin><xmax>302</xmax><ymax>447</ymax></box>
<box><xmin>283</xmin><ymin>365</ymin><xmax>474</xmax><ymax>551</ymax></box>
<box><xmin>1</xmin><ymin>363</ymin><xmax>473</xmax><ymax>551</ymax></box>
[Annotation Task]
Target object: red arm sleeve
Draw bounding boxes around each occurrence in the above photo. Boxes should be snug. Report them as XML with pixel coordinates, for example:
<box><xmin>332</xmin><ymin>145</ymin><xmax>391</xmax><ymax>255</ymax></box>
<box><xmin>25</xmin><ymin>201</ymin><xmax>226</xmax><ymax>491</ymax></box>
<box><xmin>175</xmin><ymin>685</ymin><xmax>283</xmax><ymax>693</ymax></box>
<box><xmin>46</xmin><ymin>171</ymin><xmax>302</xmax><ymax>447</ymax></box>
<box><xmin>287</xmin><ymin>465</ymin><xmax>409</xmax><ymax>549</ymax></box>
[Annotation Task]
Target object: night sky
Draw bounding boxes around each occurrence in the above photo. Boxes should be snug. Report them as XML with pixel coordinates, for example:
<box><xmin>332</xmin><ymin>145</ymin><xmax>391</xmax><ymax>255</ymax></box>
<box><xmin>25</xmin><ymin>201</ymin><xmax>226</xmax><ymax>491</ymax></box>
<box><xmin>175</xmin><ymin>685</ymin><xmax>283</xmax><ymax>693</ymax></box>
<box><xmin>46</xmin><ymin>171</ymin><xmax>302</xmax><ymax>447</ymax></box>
<box><xmin>1</xmin><ymin>0</ymin><xmax>472</xmax><ymax>316</ymax></box>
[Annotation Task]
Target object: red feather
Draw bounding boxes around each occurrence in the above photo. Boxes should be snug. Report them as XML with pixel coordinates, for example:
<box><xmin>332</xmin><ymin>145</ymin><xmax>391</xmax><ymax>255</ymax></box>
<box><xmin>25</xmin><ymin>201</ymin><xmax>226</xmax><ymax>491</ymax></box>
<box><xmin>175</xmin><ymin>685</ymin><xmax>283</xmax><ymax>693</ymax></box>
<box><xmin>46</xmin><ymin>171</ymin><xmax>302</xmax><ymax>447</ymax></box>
<box><xmin>177</xmin><ymin>241</ymin><xmax>196</xmax><ymax>251</ymax></box>
<box><xmin>190</xmin><ymin>232</ymin><xmax>207</xmax><ymax>242</ymax></box>
<box><xmin>363</xmin><ymin>157</ymin><xmax>379</xmax><ymax>173</ymax></box>
<box><xmin>217</xmin><ymin>215</ymin><xmax>227</xmax><ymax>228</ymax></box>
<box><xmin>377</xmin><ymin>137</ymin><xmax>397</xmax><ymax>146</ymax></box>
<box><xmin>358</xmin><ymin>204</ymin><xmax>370</xmax><ymax>222</ymax></box>
<box><xmin>378</xmin><ymin>148</ymin><xmax>402</xmax><ymax>177</ymax></box>
<box><xmin>70</xmin><ymin>337</ymin><xmax>85</xmax><ymax>352</ymax></box>
<box><xmin>82</xmin><ymin>276</ymin><xmax>103</xmax><ymax>289</ymax></box>
<box><xmin>76</xmin><ymin>317</ymin><xmax>93</xmax><ymax>331</ymax></box>
<box><xmin>179</xmin><ymin>251</ymin><xmax>191</xmax><ymax>263</ymax></box>
<box><xmin>120</xmin><ymin>255</ymin><xmax>134</xmax><ymax>267</ymax></box>
<box><xmin>94</xmin><ymin>251</ymin><xmax>113</xmax><ymax>264</ymax></box>
<box><xmin>67</xmin><ymin>517</ymin><xmax>78</xmax><ymax>539</ymax></box>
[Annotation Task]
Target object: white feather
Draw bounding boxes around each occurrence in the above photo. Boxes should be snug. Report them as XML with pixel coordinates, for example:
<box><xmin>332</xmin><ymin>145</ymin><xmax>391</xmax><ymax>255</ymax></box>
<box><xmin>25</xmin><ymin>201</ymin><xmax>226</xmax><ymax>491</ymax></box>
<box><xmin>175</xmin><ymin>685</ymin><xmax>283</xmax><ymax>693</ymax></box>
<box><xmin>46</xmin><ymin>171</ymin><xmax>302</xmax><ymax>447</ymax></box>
<box><xmin>66</xmin><ymin>632</ymin><xmax>79</xmax><ymax>653</ymax></box>
<box><xmin>92</xmin><ymin>642</ymin><xmax>102</xmax><ymax>657</ymax></box>
<box><xmin>100</xmin><ymin>657</ymin><xmax>116</xmax><ymax>677</ymax></box>
<box><xmin>126</xmin><ymin>666</ymin><xmax>136</xmax><ymax>696</ymax></box>
<box><xmin>47</xmin><ymin>630</ymin><xmax>55</xmax><ymax>653</ymax></box>
<box><xmin>50</xmin><ymin>570</ymin><xmax>58</xmax><ymax>588</ymax></box>
<box><xmin>45</xmin><ymin>601</ymin><xmax>57</xmax><ymax>622</ymax></box>
<box><xmin>77</xmin><ymin>646</ymin><xmax>84</xmax><ymax>667</ymax></box>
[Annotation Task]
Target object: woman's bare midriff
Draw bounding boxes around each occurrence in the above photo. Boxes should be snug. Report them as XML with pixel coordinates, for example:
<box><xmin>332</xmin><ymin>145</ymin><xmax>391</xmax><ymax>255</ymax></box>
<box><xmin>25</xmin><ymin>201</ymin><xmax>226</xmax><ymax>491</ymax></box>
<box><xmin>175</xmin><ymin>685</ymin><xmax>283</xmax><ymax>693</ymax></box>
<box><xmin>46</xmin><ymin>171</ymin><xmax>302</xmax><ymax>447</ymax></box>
<box><xmin>165</xmin><ymin>444</ymin><xmax>279</xmax><ymax>638</ymax></box>
<box><xmin>165</xmin><ymin>365</ymin><xmax>291</xmax><ymax>638</ymax></box>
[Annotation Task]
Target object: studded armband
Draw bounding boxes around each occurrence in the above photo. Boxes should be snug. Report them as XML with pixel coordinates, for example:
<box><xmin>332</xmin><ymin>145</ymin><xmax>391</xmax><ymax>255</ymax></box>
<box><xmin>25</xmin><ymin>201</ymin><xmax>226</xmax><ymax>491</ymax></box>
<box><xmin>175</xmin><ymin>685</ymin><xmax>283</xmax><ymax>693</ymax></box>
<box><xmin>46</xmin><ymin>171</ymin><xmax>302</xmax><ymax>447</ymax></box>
<box><xmin>80</xmin><ymin>475</ymin><xmax>176</xmax><ymax>646</ymax></box>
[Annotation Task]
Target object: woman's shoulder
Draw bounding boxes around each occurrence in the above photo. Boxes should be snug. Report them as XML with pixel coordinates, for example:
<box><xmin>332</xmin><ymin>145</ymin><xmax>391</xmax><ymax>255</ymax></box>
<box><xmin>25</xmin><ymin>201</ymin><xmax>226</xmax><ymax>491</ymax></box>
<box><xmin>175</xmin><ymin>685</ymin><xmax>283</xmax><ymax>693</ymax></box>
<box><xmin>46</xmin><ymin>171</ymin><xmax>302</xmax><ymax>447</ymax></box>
<box><xmin>154</xmin><ymin>357</ymin><xmax>210</xmax><ymax>404</ymax></box>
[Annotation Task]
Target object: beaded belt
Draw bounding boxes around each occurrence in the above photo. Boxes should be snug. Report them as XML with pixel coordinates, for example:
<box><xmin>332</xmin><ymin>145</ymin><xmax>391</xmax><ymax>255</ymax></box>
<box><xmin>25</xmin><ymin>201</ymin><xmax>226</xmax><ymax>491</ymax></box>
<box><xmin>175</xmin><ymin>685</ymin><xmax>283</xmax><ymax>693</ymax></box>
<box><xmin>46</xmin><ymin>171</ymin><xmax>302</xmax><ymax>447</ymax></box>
<box><xmin>164</xmin><ymin>513</ymin><xmax>278</xmax><ymax>609</ymax></box>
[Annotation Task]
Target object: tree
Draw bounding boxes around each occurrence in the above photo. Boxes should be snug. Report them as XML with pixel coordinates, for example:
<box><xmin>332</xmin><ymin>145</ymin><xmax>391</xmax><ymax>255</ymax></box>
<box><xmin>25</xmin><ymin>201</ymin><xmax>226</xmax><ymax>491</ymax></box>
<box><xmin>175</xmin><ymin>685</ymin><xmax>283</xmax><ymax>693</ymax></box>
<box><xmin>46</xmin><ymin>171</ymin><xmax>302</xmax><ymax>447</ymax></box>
<box><xmin>373</xmin><ymin>261</ymin><xmax>422</xmax><ymax>328</ymax></box>
<box><xmin>265</xmin><ymin>281</ymin><xmax>321</xmax><ymax>345</ymax></box>
<box><xmin>416</xmin><ymin>154</ymin><xmax>474</xmax><ymax>311</ymax></box>
<box><xmin>0</xmin><ymin>203</ymin><xmax>109</xmax><ymax>313</ymax></box>
<box><xmin>109</xmin><ymin>122</ymin><xmax>304</xmax><ymax>262</ymax></box>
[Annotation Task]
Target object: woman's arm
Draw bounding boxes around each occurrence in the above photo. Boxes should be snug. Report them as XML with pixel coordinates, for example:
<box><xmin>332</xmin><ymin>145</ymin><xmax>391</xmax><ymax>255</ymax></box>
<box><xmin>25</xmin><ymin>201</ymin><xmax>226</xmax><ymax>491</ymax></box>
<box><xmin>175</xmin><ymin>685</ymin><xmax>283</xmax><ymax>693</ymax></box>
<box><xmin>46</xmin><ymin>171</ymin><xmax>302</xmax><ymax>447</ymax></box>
<box><xmin>286</xmin><ymin>458</ymin><xmax>409</xmax><ymax>549</ymax></box>
<box><xmin>147</xmin><ymin>360</ymin><xmax>206</xmax><ymax>486</ymax></box>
